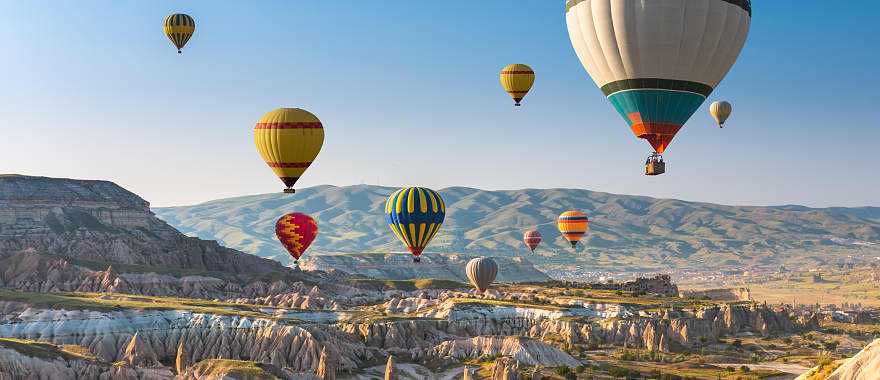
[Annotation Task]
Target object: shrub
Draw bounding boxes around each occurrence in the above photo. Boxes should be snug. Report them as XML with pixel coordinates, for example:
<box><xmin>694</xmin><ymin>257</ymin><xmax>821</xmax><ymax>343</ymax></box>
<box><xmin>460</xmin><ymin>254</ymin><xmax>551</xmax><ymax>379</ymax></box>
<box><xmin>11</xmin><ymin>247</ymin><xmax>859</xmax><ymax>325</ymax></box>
<box><xmin>554</xmin><ymin>366</ymin><xmax>572</xmax><ymax>377</ymax></box>
<box><xmin>740</xmin><ymin>365</ymin><xmax>750</xmax><ymax>373</ymax></box>
<box><xmin>823</xmin><ymin>340</ymin><xmax>839</xmax><ymax>351</ymax></box>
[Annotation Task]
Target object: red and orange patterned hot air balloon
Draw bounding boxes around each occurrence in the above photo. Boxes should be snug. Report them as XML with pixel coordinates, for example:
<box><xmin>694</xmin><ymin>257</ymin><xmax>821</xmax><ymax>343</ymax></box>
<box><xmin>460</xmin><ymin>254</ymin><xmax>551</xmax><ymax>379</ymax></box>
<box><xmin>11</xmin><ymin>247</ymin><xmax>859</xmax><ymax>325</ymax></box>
<box><xmin>523</xmin><ymin>230</ymin><xmax>542</xmax><ymax>253</ymax></box>
<box><xmin>275</xmin><ymin>212</ymin><xmax>318</xmax><ymax>265</ymax></box>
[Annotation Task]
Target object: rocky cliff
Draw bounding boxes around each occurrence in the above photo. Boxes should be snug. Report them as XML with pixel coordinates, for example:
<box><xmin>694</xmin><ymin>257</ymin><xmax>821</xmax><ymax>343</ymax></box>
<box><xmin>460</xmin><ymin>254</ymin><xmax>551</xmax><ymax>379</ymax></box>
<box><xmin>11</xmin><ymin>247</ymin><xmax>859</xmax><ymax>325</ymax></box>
<box><xmin>0</xmin><ymin>175</ymin><xmax>298</xmax><ymax>278</ymax></box>
<box><xmin>797</xmin><ymin>338</ymin><xmax>880</xmax><ymax>380</ymax></box>
<box><xmin>0</xmin><ymin>337</ymin><xmax>173</xmax><ymax>380</ymax></box>
<box><xmin>0</xmin><ymin>176</ymin><xmax>343</xmax><ymax>300</ymax></box>
<box><xmin>0</xmin><ymin>295</ymin><xmax>804</xmax><ymax>375</ymax></box>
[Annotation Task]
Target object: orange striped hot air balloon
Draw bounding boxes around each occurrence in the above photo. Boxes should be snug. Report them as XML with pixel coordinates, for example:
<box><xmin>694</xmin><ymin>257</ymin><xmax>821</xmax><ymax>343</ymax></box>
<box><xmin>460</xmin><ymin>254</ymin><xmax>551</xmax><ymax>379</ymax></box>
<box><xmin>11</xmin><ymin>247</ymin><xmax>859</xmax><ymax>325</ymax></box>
<box><xmin>254</xmin><ymin>108</ymin><xmax>324</xmax><ymax>193</ymax></box>
<box><xmin>557</xmin><ymin>211</ymin><xmax>589</xmax><ymax>249</ymax></box>
<box><xmin>500</xmin><ymin>64</ymin><xmax>535</xmax><ymax>106</ymax></box>
<box><xmin>275</xmin><ymin>212</ymin><xmax>318</xmax><ymax>265</ymax></box>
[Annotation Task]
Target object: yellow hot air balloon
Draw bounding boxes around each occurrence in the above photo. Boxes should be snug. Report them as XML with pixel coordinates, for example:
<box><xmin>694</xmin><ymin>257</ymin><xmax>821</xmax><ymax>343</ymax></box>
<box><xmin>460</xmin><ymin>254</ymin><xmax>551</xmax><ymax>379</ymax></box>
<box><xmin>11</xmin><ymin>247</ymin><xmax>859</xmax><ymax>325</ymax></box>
<box><xmin>557</xmin><ymin>210</ymin><xmax>589</xmax><ymax>249</ymax></box>
<box><xmin>254</xmin><ymin>108</ymin><xmax>324</xmax><ymax>193</ymax></box>
<box><xmin>500</xmin><ymin>64</ymin><xmax>535</xmax><ymax>106</ymax></box>
<box><xmin>709</xmin><ymin>101</ymin><xmax>733</xmax><ymax>128</ymax></box>
<box><xmin>163</xmin><ymin>13</ymin><xmax>195</xmax><ymax>53</ymax></box>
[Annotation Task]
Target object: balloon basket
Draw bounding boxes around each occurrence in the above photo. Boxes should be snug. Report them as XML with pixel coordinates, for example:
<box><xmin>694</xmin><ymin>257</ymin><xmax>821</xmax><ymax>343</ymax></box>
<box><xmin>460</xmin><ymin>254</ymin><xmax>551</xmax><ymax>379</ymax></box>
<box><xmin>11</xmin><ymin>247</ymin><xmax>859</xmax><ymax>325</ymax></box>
<box><xmin>283</xmin><ymin>188</ymin><xmax>296</xmax><ymax>194</ymax></box>
<box><xmin>413</xmin><ymin>257</ymin><xmax>420</xmax><ymax>263</ymax></box>
<box><xmin>645</xmin><ymin>154</ymin><xmax>665</xmax><ymax>175</ymax></box>
<box><xmin>645</xmin><ymin>161</ymin><xmax>666</xmax><ymax>176</ymax></box>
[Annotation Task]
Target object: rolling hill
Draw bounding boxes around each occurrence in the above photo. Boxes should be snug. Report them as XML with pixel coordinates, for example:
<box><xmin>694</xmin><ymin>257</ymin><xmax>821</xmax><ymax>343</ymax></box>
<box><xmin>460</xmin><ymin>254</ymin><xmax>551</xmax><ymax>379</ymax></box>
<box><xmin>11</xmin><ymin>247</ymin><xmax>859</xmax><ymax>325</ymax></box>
<box><xmin>154</xmin><ymin>185</ymin><xmax>880</xmax><ymax>270</ymax></box>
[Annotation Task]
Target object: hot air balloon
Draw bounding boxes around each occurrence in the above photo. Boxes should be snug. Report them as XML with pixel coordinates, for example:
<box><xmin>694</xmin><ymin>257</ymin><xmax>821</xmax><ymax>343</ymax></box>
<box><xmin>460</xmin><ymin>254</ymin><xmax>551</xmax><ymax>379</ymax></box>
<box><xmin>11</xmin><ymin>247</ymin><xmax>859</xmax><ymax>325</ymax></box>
<box><xmin>466</xmin><ymin>257</ymin><xmax>498</xmax><ymax>293</ymax></box>
<box><xmin>254</xmin><ymin>108</ymin><xmax>325</xmax><ymax>193</ymax></box>
<box><xmin>523</xmin><ymin>230</ymin><xmax>542</xmax><ymax>253</ymax></box>
<box><xmin>565</xmin><ymin>0</ymin><xmax>751</xmax><ymax>174</ymax></box>
<box><xmin>275</xmin><ymin>212</ymin><xmax>318</xmax><ymax>265</ymax></box>
<box><xmin>500</xmin><ymin>64</ymin><xmax>535</xmax><ymax>106</ymax></box>
<box><xmin>385</xmin><ymin>187</ymin><xmax>445</xmax><ymax>263</ymax></box>
<box><xmin>710</xmin><ymin>101</ymin><xmax>733</xmax><ymax>128</ymax></box>
<box><xmin>163</xmin><ymin>13</ymin><xmax>195</xmax><ymax>53</ymax></box>
<box><xmin>557</xmin><ymin>211</ymin><xmax>589</xmax><ymax>249</ymax></box>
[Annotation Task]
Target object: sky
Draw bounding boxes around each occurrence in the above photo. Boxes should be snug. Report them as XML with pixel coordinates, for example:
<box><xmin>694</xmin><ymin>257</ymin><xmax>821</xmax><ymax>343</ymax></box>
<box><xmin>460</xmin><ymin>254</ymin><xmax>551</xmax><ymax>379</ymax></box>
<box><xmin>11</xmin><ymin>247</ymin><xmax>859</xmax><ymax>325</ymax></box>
<box><xmin>0</xmin><ymin>1</ymin><xmax>877</xmax><ymax>208</ymax></box>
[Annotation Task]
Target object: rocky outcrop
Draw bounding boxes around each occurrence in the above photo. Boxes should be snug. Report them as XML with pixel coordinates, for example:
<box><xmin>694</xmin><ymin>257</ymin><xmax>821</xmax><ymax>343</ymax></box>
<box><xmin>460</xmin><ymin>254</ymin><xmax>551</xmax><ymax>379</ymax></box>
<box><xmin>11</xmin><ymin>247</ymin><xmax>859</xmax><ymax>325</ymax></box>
<box><xmin>429</xmin><ymin>336</ymin><xmax>579</xmax><ymax>366</ymax></box>
<box><xmin>679</xmin><ymin>287</ymin><xmax>752</xmax><ymax>301</ymax></box>
<box><xmin>122</xmin><ymin>332</ymin><xmax>159</xmax><ymax>367</ymax></box>
<box><xmin>0</xmin><ymin>338</ymin><xmax>173</xmax><ymax>379</ymax></box>
<box><xmin>175</xmin><ymin>341</ymin><xmax>186</xmax><ymax>375</ymax></box>
<box><xmin>491</xmin><ymin>357</ymin><xmax>519</xmax><ymax>380</ymax></box>
<box><xmin>586</xmin><ymin>275</ymin><xmax>679</xmax><ymax>296</ymax></box>
<box><xmin>806</xmin><ymin>339</ymin><xmax>880</xmax><ymax>380</ymax></box>
<box><xmin>384</xmin><ymin>354</ymin><xmax>397</xmax><ymax>380</ymax></box>
<box><xmin>0</xmin><ymin>175</ymin><xmax>316</xmax><ymax>286</ymax></box>
<box><xmin>0</xmin><ymin>251</ymin><xmax>339</xmax><ymax>301</ymax></box>
<box><xmin>343</xmin><ymin>303</ymin><xmax>802</xmax><ymax>354</ymax></box>
<box><xmin>316</xmin><ymin>346</ymin><xmax>336</xmax><ymax>380</ymax></box>
<box><xmin>463</xmin><ymin>367</ymin><xmax>475</xmax><ymax>380</ymax></box>
<box><xmin>183</xmin><ymin>359</ymin><xmax>311</xmax><ymax>380</ymax></box>
<box><xmin>0</xmin><ymin>306</ymin><xmax>368</xmax><ymax>373</ymax></box>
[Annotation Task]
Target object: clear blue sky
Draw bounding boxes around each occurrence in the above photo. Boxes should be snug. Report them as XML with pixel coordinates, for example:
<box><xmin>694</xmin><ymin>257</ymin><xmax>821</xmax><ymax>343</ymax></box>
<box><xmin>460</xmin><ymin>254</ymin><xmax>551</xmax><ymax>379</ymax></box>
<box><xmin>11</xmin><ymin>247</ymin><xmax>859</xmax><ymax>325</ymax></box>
<box><xmin>0</xmin><ymin>1</ymin><xmax>877</xmax><ymax>207</ymax></box>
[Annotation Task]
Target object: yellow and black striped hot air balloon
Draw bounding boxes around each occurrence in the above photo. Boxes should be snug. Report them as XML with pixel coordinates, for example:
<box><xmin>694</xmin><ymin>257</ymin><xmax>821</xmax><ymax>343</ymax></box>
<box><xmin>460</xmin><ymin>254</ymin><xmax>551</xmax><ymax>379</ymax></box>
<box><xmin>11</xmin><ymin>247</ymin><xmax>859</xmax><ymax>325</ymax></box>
<box><xmin>254</xmin><ymin>108</ymin><xmax>325</xmax><ymax>193</ymax></box>
<box><xmin>500</xmin><ymin>64</ymin><xmax>535</xmax><ymax>106</ymax></box>
<box><xmin>557</xmin><ymin>210</ymin><xmax>589</xmax><ymax>249</ymax></box>
<box><xmin>385</xmin><ymin>187</ymin><xmax>446</xmax><ymax>263</ymax></box>
<box><xmin>163</xmin><ymin>13</ymin><xmax>195</xmax><ymax>53</ymax></box>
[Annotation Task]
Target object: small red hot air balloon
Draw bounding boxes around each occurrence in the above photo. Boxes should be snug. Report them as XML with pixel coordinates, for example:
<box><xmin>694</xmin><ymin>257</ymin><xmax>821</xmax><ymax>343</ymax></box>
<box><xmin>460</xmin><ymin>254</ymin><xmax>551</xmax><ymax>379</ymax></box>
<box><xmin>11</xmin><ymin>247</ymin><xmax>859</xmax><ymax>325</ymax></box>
<box><xmin>523</xmin><ymin>230</ymin><xmax>542</xmax><ymax>253</ymax></box>
<box><xmin>275</xmin><ymin>212</ymin><xmax>318</xmax><ymax>265</ymax></box>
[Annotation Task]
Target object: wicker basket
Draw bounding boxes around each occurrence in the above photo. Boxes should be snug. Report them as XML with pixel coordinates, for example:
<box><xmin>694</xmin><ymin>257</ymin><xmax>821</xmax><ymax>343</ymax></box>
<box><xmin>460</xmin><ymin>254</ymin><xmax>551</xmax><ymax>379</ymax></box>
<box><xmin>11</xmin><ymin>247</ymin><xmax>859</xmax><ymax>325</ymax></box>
<box><xmin>645</xmin><ymin>161</ymin><xmax>666</xmax><ymax>176</ymax></box>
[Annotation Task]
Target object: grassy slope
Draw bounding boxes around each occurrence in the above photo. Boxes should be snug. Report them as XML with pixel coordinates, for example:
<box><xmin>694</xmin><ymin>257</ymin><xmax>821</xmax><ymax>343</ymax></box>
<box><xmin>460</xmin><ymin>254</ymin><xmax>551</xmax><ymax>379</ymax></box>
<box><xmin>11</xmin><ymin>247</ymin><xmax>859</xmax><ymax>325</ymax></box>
<box><xmin>0</xmin><ymin>289</ymin><xmax>270</xmax><ymax>319</ymax></box>
<box><xmin>0</xmin><ymin>338</ymin><xmax>102</xmax><ymax>363</ymax></box>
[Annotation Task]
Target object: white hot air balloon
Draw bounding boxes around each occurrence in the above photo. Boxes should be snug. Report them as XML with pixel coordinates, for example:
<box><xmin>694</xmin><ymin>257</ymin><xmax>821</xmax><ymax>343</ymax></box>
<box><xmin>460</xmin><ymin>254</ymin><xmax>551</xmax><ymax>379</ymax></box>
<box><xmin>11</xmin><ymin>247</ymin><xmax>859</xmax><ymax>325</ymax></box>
<box><xmin>710</xmin><ymin>101</ymin><xmax>733</xmax><ymax>128</ymax></box>
<box><xmin>565</xmin><ymin>0</ymin><xmax>751</xmax><ymax>173</ymax></box>
<box><xmin>466</xmin><ymin>257</ymin><xmax>498</xmax><ymax>293</ymax></box>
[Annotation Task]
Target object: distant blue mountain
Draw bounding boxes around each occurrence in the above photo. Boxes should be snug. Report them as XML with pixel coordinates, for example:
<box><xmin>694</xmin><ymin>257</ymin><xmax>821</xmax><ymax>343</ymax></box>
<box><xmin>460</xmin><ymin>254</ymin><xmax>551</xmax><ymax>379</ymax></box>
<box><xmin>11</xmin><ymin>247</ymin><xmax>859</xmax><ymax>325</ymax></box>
<box><xmin>154</xmin><ymin>185</ymin><xmax>880</xmax><ymax>269</ymax></box>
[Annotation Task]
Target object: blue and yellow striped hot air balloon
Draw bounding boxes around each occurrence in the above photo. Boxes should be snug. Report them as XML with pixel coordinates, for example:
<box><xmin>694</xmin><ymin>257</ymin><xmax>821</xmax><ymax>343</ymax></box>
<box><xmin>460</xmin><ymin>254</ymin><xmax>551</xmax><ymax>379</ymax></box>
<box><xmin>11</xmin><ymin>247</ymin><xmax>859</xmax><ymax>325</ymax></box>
<box><xmin>385</xmin><ymin>187</ymin><xmax>446</xmax><ymax>263</ymax></box>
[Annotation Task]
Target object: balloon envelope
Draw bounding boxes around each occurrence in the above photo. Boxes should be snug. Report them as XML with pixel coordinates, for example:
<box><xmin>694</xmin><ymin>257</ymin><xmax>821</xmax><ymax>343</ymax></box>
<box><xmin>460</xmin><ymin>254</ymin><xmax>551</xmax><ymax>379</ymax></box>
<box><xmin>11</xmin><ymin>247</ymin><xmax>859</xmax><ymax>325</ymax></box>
<box><xmin>557</xmin><ymin>211</ymin><xmax>589</xmax><ymax>248</ymax></box>
<box><xmin>254</xmin><ymin>108</ymin><xmax>325</xmax><ymax>193</ymax></box>
<box><xmin>275</xmin><ymin>212</ymin><xmax>318</xmax><ymax>264</ymax></box>
<box><xmin>385</xmin><ymin>187</ymin><xmax>446</xmax><ymax>261</ymax></box>
<box><xmin>565</xmin><ymin>0</ymin><xmax>751</xmax><ymax>153</ymax></box>
<box><xmin>466</xmin><ymin>257</ymin><xmax>498</xmax><ymax>292</ymax></box>
<box><xmin>163</xmin><ymin>13</ymin><xmax>195</xmax><ymax>53</ymax></box>
<box><xmin>500</xmin><ymin>64</ymin><xmax>535</xmax><ymax>106</ymax></box>
<box><xmin>523</xmin><ymin>230</ymin><xmax>542</xmax><ymax>252</ymax></box>
<box><xmin>710</xmin><ymin>101</ymin><xmax>733</xmax><ymax>127</ymax></box>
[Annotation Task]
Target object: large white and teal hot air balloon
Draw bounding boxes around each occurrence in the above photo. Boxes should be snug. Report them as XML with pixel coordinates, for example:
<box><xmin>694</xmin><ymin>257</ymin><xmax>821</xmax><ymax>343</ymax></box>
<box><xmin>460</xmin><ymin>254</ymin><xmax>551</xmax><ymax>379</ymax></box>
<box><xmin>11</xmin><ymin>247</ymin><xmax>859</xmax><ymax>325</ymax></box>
<box><xmin>565</xmin><ymin>0</ymin><xmax>751</xmax><ymax>173</ymax></box>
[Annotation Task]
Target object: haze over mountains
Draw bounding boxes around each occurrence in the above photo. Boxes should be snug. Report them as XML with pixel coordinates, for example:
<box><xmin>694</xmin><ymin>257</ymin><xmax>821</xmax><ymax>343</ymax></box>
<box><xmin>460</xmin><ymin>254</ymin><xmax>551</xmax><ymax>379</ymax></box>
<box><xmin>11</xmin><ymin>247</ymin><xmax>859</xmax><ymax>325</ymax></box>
<box><xmin>154</xmin><ymin>185</ymin><xmax>880</xmax><ymax>270</ymax></box>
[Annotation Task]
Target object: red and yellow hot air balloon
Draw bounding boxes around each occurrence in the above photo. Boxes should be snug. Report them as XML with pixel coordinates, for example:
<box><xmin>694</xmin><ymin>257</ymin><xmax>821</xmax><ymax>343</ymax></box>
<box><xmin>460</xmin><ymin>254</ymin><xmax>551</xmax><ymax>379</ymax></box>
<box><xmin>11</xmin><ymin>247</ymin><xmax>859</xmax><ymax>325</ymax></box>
<box><xmin>500</xmin><ymin>64</ymin><xmax>535</xmax><ymax>106</ymax></box>
<box><xmin>254</xmin><ymin>108</ymin><xmax>324</xmax><ymax>193</ymax></box>
<box><xmin>557</xmin><ymin>211</ymin><xmax>589</xmax><ymax>249</ymax></box>
<box><xmin>275</xmin><ymin>212</ymin><xmax>318</xmax><ymax>265</ymax></box>
<box><xmin>523</xmin><ymin>230</ymin><xmax>542</xmax><ymax>253</ymax></box>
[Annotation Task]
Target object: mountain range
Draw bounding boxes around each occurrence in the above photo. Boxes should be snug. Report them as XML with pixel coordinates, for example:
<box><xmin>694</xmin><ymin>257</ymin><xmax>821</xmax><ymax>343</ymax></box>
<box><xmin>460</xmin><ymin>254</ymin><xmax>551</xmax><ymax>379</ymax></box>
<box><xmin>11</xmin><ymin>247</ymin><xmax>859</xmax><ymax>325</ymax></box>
<box><xmin>154</xmin><ymin>185</ymin><xmax>880</xmax><ymax>271</ymax></box>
